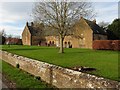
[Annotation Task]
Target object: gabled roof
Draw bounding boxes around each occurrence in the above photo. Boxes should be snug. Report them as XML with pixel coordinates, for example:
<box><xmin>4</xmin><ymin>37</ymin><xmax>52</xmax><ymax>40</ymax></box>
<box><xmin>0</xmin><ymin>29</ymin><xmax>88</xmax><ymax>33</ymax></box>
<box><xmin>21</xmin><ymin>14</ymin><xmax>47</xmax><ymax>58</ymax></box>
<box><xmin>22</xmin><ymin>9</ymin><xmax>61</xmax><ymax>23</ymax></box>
<box><xmin>43</xmin><ymin>25</ymin><xmax>58</xmax><ymax>36</ymax></box>
<box><xmin>26</xmin><ymin>22</ymin><xmax>43</xmax><ymax>36</ymax></box>
<box><xmin>84</xmin><ymin>19</ymin><xmax>107</xmax><ymax>35</ymax></box>
<box><xmin>27</xmin><ymin>26</ymin><xmax>38</xmax><ymax>36</ymax></box>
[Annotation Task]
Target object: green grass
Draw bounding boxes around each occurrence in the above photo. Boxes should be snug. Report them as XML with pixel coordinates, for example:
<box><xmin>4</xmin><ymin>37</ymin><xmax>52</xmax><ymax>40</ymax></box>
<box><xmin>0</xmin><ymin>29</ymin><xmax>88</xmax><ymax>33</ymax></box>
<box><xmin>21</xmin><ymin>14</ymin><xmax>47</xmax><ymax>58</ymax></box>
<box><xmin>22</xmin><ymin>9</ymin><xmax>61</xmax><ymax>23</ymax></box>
<box><xmin>0</xmin><ymin>60</ymin><xmax>1</xmax><ymax>73</ymax></box>
<box><xmin>1</xmin><ymin>60</ymin><xmax>55</xmax><ymax>88</ymax></box>
<box><xmin>1</xmin><ymin>45</ymin><xmax>119</xmax><ymax>81</ymax></box>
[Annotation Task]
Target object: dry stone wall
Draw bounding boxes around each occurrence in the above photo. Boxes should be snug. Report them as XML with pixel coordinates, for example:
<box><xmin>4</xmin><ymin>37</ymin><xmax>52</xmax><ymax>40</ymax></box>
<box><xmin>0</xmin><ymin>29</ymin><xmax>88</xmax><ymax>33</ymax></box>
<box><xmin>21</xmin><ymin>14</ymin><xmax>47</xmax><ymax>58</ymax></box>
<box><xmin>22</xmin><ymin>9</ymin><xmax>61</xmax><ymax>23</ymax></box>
<box><xmin>0</xmin><ymin>50</ymin><xmax>119</xmax><ymax>89</ymax></box>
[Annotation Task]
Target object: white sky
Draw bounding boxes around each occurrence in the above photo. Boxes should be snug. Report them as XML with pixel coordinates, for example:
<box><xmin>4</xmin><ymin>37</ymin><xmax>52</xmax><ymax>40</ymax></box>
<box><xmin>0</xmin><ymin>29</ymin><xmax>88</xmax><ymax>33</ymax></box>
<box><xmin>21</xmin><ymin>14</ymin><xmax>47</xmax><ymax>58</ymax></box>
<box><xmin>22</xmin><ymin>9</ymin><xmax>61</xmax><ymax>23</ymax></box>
<box><xmin>0</xmin><ymin>0</ymin><xmax>119</xmax><ymax>37</ymax></box>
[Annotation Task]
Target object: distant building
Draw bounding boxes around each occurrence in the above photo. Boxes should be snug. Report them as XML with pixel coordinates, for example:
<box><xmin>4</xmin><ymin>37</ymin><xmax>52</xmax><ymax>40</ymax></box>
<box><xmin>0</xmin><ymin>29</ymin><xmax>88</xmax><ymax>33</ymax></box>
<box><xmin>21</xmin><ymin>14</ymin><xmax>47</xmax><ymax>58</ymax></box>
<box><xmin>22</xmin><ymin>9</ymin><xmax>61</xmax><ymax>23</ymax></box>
<box><xmin>5</xmin><ymin>38</ymin><xmax>22</xmax><ymax>45</ymax></box>
<box><xmin>22</xmin><ymin>17</ymin><xmax>107</xmax><ymax>49</ymax></box>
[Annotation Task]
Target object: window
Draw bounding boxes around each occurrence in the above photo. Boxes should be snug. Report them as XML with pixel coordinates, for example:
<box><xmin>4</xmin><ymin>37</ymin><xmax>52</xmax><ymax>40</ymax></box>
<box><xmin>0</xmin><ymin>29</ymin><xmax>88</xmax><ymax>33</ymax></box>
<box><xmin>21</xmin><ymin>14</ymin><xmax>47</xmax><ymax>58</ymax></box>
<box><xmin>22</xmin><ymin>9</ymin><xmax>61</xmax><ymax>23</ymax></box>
<box><xmin>68</xmin><ymin>42</ymin><xmax>71</xmax><ymax>45</ymax></box>
<box><xmin>65</xmin><ymin>42</ymin><xmax>67</xmax><ymax>44</ymax></box>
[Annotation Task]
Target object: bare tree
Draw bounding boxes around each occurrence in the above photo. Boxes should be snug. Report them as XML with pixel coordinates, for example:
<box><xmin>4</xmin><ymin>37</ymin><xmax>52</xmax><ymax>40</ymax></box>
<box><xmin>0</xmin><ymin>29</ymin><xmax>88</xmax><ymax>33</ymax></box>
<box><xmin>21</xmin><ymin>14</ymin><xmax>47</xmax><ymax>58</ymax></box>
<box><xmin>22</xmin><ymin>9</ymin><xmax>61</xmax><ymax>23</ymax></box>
<box><xmin>33</xmin><ymin>22</ymin><xmax>44</xmax><ymax>37</ymax></box>
<box><xmin>32</xmin><ymin>2</ymin><xmax>94</xmax><ymax>53</ymax></box>
<box><xmin>0</xmin><ymin>29</ymin><xmax>6</xmax><ymax>37</ymax></box>
<box><xmin>0</xmin><ymin>29</ymin><xmax>6</xmax><ymax>45</ymax></box>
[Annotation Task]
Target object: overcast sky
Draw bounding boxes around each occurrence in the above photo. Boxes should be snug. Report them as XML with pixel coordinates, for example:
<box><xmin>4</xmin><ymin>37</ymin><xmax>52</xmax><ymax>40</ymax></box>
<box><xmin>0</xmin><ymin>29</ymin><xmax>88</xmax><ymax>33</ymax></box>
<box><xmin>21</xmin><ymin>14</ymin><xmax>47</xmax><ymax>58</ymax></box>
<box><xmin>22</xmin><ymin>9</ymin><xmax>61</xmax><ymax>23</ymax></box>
<box><xmin>0</xmin><ymin>0</ymin><xmax>119</xmax><ymax>37</ymax></box>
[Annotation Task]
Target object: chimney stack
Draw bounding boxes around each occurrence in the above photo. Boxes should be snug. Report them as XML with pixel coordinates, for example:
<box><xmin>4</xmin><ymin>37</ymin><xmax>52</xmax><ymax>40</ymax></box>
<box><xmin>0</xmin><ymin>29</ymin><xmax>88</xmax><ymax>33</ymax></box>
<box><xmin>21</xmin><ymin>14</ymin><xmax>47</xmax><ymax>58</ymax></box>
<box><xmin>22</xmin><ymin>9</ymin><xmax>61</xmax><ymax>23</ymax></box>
<box><xmin>31</xmin><ymin>22</ymin><xmax>34</xmax><ymax>26</ymax></box>
<box><xmin>80</xmin><ymin>16</ymin><xmax>83</xmax><ymax>19</ymax></box>
<box><xmin>93</xmin><ymin>19</ymin><xmax>96</xmax><ymax>23</ymax></box>
<box><xmin>26</xmin><ymin>22</ymin><xmax>28</xmax><ymax>26</ymax></box>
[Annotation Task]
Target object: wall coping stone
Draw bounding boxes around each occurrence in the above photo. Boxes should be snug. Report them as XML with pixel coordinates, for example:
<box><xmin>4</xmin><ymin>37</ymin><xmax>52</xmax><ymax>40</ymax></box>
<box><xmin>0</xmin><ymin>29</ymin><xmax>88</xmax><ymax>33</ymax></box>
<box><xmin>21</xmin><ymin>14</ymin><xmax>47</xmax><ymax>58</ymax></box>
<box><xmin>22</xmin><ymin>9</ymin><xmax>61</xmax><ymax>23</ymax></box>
<box><xmin>0</xmin><ymin>50</ymin><xmax>119</xmax><ymax>89</ymax></box>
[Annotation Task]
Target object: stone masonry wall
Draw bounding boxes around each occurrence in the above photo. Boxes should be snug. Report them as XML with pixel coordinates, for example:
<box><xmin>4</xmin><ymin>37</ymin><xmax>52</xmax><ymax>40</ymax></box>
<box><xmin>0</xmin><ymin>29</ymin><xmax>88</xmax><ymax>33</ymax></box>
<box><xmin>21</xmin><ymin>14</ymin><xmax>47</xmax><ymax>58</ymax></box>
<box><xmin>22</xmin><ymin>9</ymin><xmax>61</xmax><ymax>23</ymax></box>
<box><xmin>0</xmin><ymin>50</ymin><xmax>119</xmax><ymax>89</ymax></box>
<box><xmin>22</xmin><ymin>26</ymin><xmax>31</xmax><ymax>45</ymax></box>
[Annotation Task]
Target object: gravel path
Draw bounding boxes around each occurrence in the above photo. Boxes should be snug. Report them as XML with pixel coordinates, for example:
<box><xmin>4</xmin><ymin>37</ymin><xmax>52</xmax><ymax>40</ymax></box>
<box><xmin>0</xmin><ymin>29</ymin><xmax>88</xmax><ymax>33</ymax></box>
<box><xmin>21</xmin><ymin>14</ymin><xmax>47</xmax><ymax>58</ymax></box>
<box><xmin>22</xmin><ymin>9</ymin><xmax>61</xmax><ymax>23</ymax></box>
<box><xmin>0</xmin><ymin>79</ymin><xmax>8</xmax><ymax>88</ymax></box>
<box><xmin>0</xmin><ymin>73</ymin><xmax>8</xmax><ymax>89</ymax></box>
<box><xmin>0</xmin><ymin>73</ymin><xmax>16</xmax><ymax>89</ymax></box>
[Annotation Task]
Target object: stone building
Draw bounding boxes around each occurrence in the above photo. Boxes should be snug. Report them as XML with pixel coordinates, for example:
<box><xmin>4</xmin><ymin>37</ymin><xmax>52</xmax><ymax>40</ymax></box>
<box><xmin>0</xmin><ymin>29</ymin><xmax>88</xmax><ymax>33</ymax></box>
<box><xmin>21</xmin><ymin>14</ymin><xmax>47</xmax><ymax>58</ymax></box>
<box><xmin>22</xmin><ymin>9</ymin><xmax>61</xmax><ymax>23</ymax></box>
<box><xmin>22</xmin><ymin>22</ymin><xmax>45</xmax><ymax>45</ymax></box>
<box><xmin>22</xmin><ymin>17</ymin><xmax>107</xmax><ymax>49</ymax></box>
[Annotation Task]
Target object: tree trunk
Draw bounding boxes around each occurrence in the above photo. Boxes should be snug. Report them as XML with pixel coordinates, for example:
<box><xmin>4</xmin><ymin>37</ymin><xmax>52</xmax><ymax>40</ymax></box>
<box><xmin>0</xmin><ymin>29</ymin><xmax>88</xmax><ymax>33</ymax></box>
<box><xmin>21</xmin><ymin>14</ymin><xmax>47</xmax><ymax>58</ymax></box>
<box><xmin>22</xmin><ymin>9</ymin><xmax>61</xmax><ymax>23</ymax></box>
<box><xmin>59</xmin><ymin>35</ymin><xmax>64</xmax><ymax>53</ymax></box>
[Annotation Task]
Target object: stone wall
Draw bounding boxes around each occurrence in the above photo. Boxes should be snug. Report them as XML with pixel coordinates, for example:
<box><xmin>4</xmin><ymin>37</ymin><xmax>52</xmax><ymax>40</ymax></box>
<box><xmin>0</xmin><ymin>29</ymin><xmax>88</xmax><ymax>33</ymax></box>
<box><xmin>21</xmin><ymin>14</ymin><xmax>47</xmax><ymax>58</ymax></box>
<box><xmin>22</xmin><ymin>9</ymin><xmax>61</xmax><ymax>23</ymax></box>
<box><xmin>0</xmin><ymin>50</ymin><xmax>119</xmax><ymax>89</ymax></box>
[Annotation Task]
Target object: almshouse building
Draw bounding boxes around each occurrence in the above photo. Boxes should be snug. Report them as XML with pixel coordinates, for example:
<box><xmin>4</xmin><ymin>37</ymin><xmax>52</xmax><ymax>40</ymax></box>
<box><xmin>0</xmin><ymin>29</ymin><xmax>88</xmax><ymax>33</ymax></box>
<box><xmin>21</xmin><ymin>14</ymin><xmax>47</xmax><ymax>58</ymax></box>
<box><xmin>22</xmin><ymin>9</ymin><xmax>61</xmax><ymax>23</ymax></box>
<box><xmin>22</xmin><ymin>17</ymin><xmax>107</xmax><ymax>49</ymax></box>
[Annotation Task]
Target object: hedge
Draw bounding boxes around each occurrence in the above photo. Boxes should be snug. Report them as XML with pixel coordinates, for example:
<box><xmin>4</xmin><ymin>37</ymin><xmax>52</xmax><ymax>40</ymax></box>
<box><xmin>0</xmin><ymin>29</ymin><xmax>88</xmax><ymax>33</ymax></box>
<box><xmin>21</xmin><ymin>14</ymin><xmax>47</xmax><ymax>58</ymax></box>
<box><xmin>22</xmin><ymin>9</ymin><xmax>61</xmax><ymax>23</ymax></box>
<box><xmin>93</xmin><ymin>40</ymin><xmax>120</xmax><ymax>51</ymax></box>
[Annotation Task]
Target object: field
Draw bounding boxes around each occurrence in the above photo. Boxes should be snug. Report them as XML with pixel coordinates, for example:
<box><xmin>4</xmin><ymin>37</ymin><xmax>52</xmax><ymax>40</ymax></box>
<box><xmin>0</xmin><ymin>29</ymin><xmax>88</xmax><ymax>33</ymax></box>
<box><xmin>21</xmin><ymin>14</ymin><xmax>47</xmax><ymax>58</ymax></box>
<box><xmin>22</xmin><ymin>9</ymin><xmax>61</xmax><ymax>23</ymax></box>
<box><xmin>2</xmin><ymin>45</ymin><xmax>119</xmax><ymax>81</ymax></box>
<box><xmin>1</xmin><ymin>60</ymin><xmax>55</xmax><ymax>88</ymax></box>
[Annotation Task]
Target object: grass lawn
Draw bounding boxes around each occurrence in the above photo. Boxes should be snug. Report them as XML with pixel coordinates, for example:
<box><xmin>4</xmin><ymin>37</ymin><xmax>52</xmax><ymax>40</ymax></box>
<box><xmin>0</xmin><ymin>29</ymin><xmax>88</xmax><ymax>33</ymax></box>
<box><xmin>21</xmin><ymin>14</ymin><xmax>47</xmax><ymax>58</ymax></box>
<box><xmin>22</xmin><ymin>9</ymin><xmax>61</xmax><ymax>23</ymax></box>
<box><xmin>1</xmin><ymin>60</ymin><xmax>55</xmax><ymax>88</ymax></box>
<box><xmin>1</xmin><ymin>45</ymin><xmax>119</xmax><ymax>81</ymax></box>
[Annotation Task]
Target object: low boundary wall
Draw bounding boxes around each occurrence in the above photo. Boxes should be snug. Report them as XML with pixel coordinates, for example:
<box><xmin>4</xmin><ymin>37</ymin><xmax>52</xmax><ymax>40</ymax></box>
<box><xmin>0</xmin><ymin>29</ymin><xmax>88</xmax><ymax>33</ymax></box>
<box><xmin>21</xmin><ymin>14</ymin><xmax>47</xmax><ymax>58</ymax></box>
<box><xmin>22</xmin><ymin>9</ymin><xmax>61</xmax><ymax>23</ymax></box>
<box><xmin>0</xmin><ymin>50</ymin><xmax>119</xmax><ymax>88</ymax></box>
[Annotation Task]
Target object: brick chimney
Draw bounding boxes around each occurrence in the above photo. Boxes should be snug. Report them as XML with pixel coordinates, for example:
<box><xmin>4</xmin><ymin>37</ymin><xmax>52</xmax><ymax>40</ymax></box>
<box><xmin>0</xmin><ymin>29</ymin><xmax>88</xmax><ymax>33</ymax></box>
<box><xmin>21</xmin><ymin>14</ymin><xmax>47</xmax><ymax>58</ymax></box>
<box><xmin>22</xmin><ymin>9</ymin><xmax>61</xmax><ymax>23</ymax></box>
<box><xmin>31</xmin><ymin>22</ymin><xmax>34</xmax><ymax>26</ymax></box>
<box><xmin>26</xmin><ymin>22</ymin><xmax>28</xmax><ymax>26</ymax></box>
<box><xmin>80</xmin><ymin>16</ymin><xmax>83</xmax><ymax>19</ymax></box>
